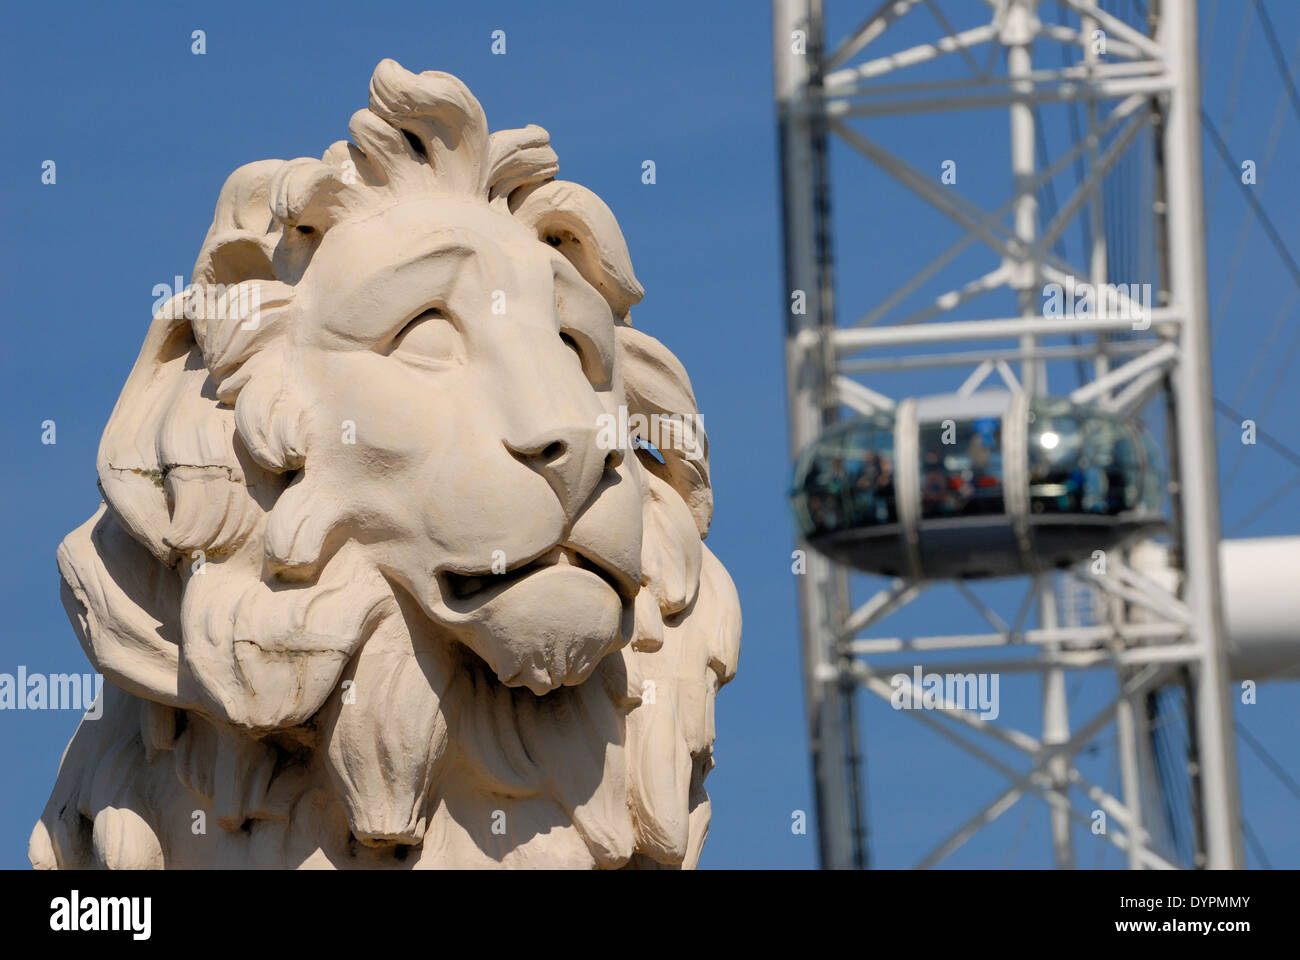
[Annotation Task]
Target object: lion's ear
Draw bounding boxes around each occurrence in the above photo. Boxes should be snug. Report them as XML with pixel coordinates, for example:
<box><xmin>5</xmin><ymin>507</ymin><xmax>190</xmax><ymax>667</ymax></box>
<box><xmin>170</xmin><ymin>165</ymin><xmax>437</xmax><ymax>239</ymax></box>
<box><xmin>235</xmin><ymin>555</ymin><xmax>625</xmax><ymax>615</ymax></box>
<box><xmin>193</xmin><ymin>159</ymin><xmax>283</xmax><ymax>287</ymax></box>
<box><xmin>486</xmin><ymin>125</ymin><xmax>558</xmax><ymax>204</ymax></box>
<box><xmin>512</xmin><ymin>180</ymin><xmax>644</xmax><ymax>319</ymax></box>
<box><xmin>617</xmin><ymin>326</ymin><xmax>714</xmax><ymax>537</ymax></box>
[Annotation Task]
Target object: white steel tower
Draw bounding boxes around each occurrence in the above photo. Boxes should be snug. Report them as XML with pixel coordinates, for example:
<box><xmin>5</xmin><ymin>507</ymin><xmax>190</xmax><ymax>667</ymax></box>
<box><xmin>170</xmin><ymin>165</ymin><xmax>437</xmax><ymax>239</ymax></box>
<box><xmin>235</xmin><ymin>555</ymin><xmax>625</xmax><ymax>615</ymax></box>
<box><xmin>775</xmin><ymin>0</ymin><xmax>1247</xmax><ymax>869</ymax></box>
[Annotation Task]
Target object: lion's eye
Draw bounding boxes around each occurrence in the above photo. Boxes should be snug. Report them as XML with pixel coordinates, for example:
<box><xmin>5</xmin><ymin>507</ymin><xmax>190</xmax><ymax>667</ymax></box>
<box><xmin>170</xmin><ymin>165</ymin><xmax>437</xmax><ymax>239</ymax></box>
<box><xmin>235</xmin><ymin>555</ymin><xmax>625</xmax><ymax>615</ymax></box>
<box><xmin>558</xmin><ymin>328</ymin><xmax>609</xmax><ymax>389</ymax></box>
<box><xmin>385</xmin><ymin>307</ymin><xmax>461</xmax><ymax>367</ymax></box>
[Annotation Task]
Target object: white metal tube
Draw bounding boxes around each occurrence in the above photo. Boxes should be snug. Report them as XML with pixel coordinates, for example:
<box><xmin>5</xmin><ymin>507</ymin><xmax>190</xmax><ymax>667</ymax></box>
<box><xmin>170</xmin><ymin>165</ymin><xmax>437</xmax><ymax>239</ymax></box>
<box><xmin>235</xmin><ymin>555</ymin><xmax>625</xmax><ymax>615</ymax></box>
<box><xmin>825</xmin><ymin>309</ymin><xmax>1180</xmax><ymax>352</ymax></box>
<box><xmin>1160</xmin><ymin>0</ymin><xmax>1245</xmax><ymax>869</ymax></box>
<box><xmin>1219</xmin><ymin>538</ymin><xmax>1300</xmax><ymax>680</ymax></box>
<box><xmin>1069</xmin><ymin>341</ymin><xmax>1178</xmax><ymax>404</ymax></box>
<box><xmin>1115</xmin><ymin>686</ymin><xmax>1147</xmax><ymax>869</ymax></box>
<box><xmin>847</xmin><ymin>620</ymin><xmax>1189</xmax><ymax>652</ymax></box>
<box><xmin>830</xmin><ymin>76</ymin><xmax>1174</xmax><ymax>116</ymax></box>
<box><xmin>774</xmin><ymin>0</ymin><xmax>863</xmax><ymax>871</ymax></box>
<box><xmin>840</xmin><ymin>338</ymin><xmax>1154</xmax><ymax>373</ymax></box>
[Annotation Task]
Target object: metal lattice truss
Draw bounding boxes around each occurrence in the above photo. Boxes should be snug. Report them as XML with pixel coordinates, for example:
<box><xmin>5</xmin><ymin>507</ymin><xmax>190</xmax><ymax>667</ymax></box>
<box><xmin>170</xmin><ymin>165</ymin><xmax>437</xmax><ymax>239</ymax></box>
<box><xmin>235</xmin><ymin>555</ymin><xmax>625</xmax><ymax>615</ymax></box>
<box><xmin>841</xmin><ymin>570</ymin><xmax>1193</xmax><ymax>869</ymax></box>
<box><xmin>775</xmin><ymin>0</ymin><xmax>1243</xmax><ymax>869</ymax></box>
<box><xmin>824</xmin><ymin>0</ymin><xmax>1170</xmax><ymax>114</ymax></box>
<box><xmin>810</xmin><ymin>0</ymin><xmax>1181</xmax><ymax>398</ymax></box>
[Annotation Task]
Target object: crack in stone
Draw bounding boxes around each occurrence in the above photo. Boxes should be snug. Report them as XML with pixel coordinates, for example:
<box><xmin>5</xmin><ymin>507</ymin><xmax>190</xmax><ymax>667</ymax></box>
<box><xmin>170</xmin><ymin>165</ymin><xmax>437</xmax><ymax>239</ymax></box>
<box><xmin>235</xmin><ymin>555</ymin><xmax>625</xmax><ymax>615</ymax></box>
<box><xmin>105</xmin><ymin>463</ymin><xmax>243</xmax><ymax>487</ymax></box>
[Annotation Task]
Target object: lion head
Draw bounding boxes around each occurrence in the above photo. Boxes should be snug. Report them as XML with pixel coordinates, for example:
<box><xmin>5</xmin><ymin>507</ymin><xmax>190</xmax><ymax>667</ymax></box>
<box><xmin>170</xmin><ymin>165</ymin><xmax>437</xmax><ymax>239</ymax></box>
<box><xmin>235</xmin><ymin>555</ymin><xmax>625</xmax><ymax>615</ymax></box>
<box><xmin>30</xmin><ymin>60</ymin><xmax>740</xmax><ymax>870</ymax></box>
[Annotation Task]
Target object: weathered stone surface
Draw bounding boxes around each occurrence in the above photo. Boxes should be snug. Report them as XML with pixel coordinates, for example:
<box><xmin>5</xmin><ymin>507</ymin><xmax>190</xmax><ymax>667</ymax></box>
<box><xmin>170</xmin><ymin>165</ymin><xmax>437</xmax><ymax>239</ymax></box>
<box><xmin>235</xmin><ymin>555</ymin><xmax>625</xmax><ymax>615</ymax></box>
<box><xmin>31</xmin><ymin>60</ymin><xmax>740</xmax><ymax>869</ymax></box>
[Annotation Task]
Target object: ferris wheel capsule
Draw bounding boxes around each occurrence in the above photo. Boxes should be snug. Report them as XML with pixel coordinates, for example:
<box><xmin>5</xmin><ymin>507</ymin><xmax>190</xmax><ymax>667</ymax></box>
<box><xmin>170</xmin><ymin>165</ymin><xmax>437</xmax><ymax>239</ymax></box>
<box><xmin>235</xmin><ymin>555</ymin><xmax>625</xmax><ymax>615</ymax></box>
<box><xmin>789</xmin><ymin>390</ymin><xmax>1167</xmax><ymax>580</ymax></box>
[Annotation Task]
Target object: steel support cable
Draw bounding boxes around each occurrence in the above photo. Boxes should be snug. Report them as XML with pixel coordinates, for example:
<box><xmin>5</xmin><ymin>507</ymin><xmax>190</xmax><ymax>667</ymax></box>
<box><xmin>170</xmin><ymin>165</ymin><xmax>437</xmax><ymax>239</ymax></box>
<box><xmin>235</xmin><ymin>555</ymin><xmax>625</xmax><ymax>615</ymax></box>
<box><xmin>1148</xmin><ymin>689</ymin><xmax>1188</xmax><ymax>865</ymax></box>
<box><xmin>1200</xmin><ymin>111</ymin><xmax>1300</xmax><ymax>522</ymax></box>
<box><xmin>1033</xmin><ymin>109</ymin><xmax>1066</xmax><ymax>261</ymax></box>
<box><xmin>1098</xmin><ymin>0</ymin><xmax>1130</xmax><ymax>293</ymax></box>
<box><xmin>1133</xmin><ymin>681</ymin><xmax>1185</xmax><ymax>868</ymax></box>
<box><xmin>1033</xmin><ymin>104</ymin><xmax>1091</xmax><ymax>386</ymax></box>
<box><xmin>1155</xmin><ymin>703</ymin><xmax>1182</xmax><ymax>863</ymax></box>
<box><xmin>1251</xmin><ymin>0</ymin><xmax>1300</xmax><ymax>127</ymax></box>
<box><xmin>1238</xmin><ymin>723</ymin><xmax>1300</xmax><ymax>806</ymax></box>
<box><xmin>1134</xmin><ymin>110</ymin><xmax>1149</xmax><ymax>289</ymax></box>
<box><xmin>1213</xmin><ymin>398</ymin><xmax>1300</xmax><ymax>472</ymax></box>
<box><xmin>1205</xmin><ymin>1</ymin><xmax>1255</xmax><ymax>229</ymax></box>
<box><xmin>1201</xmin><ymin>114</ymin><xmax>1300</xmax><ymax>293</ymax></box>
<box><xmin>1252</xmin><ymin>312</ymin><xmax>1300</xmax><ymax>425</ymax></box>
<box><xmin>1222</xmin><ymin>293</ymin><xmax>1299</xmax><ymax>496</ymax></box>
<box><xmin>1213</xmin><ymin>3</ymin><xmax>1300</xmax><ymax>519</ymax></box>
<box><xmin>1113</xmin><ymin>134</ymin><xmax>1128</xmax><ymax>288</ymax></box>
<box><xmin>1242</xmin><ymin>817</ymin><xmax>1273</xmax><ymax>870</ymax></box>
<box><xmin>1141</xmin><ymin>679</ymin><xmax>1196</xmax><ymax>868</ymax></box>
<box><xmin>1227</xmin><ymin>319</ymin><xmax>1300</xmax><ymax>488</ymax></box>
<box><xmin>1103</xmin><ymin>143</ymin><xmax>1118</xmax><ymax>279</ymax></box>
<box><xmin>1209</xmin><ymin>31</ymin><xmax>1300</xmax><ymax>343</ymax></box>
<box><xmin>922</xmin><ymin>0</ymin><xmax>983</xmax><ymax>78</ymax></box>
<box><xmin>1112</xmin><ymin>149</ymin><xmax>1127</xmax><ymax>291</ymax></box>
<box><xmin>1165</xmin><ymin>683</ymin><xmax>1197</xmax><ymax>866</ymax></box>
<box><xmin>1059</xmin><ymin>7</ymin><xmax>1095</xmax><ymax>389</ymax></box>
<box><xmin>1003</xmin><ymin>803</ymin><xmax>1035</xmax><ymax>868</ymax></box>
<box><xmin>1120</xmin><ymin>1</ymin><xmax>1140</xmax><ymax>294</ymax></box>
<box><xmin>1213</xmin><ymin>397</ymin><xmax>1300</xmax><ymax>534</ymax></box>
<box><xmin>1102</xmin><ymin>133</ymin><xmax>1122</xmax><ymax>299</ymax></box>
<box><xmin>1060</xmin><ymin>4</ymin><xmax>1094</xmax><ymax>268</ymax></box>
<box><xmin>1230</xmin><ymin>290</ymin><xmax>1300</xmax><ymax>413</ymax></box>
<box><xmin>1103</xmin><ymin>0</ymin><xmax>1122</xmax><ymax>284</ymax></box>
<box><xmin>1098</xmin><ymin>1</ymin><xmax>1139</xmax><ymax>320</ymax></box>
<box><xmin>1121</xmin><ymin>145</ymin><xmax>1137</xmax><ymax>289</ymax></box>
<box><xmin>1100</xmin><ymin>21</ymin><xmax>1124</xmax><ymax>286</ymax></box>
<box><xmin>1202</xmin><ymin>0</ymin><xmax>1220</xmax><ymax>69</ymax></box>
<box><xmin>1102</xmin><ymin>119</ymin><xmax>1137</xmax><ymax>342</ymax></box>
<box><xmin>1228</xmin><ymin>474</ymin><xmax>1300</xmax><ymax>537</ymax></box>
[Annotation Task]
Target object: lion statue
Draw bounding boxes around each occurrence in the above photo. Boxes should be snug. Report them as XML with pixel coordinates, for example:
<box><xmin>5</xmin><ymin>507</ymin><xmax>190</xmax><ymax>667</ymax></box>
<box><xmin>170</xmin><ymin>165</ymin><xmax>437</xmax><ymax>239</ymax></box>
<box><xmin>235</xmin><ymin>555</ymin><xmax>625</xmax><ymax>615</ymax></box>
<box><xmin>30</xmin><ymin>59</ymin><xmax>740</xmax><ymax>870</ymax></box>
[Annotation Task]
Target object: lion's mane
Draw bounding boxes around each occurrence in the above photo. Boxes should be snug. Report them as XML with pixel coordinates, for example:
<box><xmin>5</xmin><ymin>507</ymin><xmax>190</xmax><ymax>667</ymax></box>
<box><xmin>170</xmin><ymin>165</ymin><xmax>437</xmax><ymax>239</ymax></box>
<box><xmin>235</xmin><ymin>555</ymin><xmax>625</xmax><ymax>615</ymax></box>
<box><xmin>30</xmin><ymin>60</ymin><xmax>740</xmax><ymax>870</ymax></box>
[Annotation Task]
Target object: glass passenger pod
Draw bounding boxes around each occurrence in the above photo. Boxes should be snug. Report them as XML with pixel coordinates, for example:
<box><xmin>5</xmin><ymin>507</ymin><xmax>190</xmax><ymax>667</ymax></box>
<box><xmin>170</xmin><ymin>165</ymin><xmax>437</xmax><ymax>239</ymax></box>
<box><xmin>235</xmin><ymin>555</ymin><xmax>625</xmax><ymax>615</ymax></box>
<box><xmin>790</xmin><ymin>412</ymin><xmax>906</xmax><ymax>575</ymax></box>
<box><xmin>1025</xmin><ymin>395</ymin><xmax>1164</xmax><ymax>572</ymax></box>
<box><xmin>790</xmin><ymin>392</ymin><xmax>1165</xmax><ymax>579</ymax></box>
<box><xmin>913</xmin><ymin>391</ymin><xmax>1018</xmax><ymax>578</ymax></box>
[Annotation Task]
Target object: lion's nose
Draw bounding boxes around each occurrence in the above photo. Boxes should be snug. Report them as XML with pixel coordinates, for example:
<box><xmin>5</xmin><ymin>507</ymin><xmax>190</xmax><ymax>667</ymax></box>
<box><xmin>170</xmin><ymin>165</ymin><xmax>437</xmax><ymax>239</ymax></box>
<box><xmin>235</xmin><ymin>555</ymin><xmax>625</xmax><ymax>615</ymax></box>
<box><xmin>504</xmin><ymin>427</ymin><xmax>621</xmax><ymax>522</ymax></box>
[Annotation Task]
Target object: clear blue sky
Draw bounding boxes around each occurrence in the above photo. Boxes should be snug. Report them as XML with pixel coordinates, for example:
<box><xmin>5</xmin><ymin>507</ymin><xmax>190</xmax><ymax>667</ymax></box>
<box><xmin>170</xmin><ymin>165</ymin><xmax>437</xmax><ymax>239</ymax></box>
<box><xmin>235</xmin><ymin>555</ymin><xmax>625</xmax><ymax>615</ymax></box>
<box><xmin>1</xmin><ymin>0</ymin><xmax>1296</xmax><ymax>869</ymax></box>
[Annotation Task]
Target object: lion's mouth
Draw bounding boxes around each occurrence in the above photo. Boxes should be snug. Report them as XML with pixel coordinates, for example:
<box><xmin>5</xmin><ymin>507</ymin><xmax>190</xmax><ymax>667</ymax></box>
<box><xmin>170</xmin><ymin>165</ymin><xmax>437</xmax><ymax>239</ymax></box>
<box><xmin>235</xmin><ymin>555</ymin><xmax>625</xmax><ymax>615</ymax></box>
<box><xmin>441</xmin><ymin>544</ymin><xmax>635</xmax><ymax>605</ymax></box>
